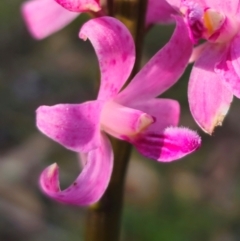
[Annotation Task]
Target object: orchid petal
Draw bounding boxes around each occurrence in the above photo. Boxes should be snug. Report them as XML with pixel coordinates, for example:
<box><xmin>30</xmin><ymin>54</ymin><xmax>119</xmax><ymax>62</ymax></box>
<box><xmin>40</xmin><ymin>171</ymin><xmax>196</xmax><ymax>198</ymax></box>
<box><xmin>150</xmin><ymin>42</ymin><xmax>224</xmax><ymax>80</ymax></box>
<box><xmin>40</xmin><ymin>133</ymin><xmax>113</xmax><ymax>205</ymax></box>
<box><xmin>189</xmin><ymin>42</ymin><xmax>209</xmax><ymax>63</ymax></box>
<box><xmin>230</xmin><ymin>34</ymin><xmax>240</xmax><ymax>96</ymax></box>
<box><xmin>166</xmin><ymin>0</ymin><xmax>204</xmax><ymax>8</ymax></box>
<box><xmin>166</xmin><ymin>0</ymin><xmax>234</xmax><ymax>12</ymax></box>
<box><xmin>146</xmin><ymin>0</ymin><xmax>177</xmax><ymax>25</ymax></box>
<box><xmin>36</xmin><ymin>101</ymin><xmax>103</xmax><ymax>152</ymax></box>
<box><xmin>204</xmin><ymin>0</ymin><xmax>238</xmax><ymax>14</ymax></box>
<box><xmin>21</xmin><ymin>0</ymin><xmax>79</xmax><ymax>39</ymax></box>
<box><xmin>230</xmin><ymin>33</ymin><xmax>240</xmax><ymax>77</ymax></box>
<box><xmin>188</xmin><ymin>44</ymin><xmax>233</xmax><ymax>134</ymax></box>
<box><xmin>132</xmin><ymin>127</ymin><xmax>201</xmax><ymax>162</ymax></box>
<box><xmin>166</xmin><ymin>0</ymin><xmax>238</xmax><ymax>21</ymax></box>
<box><xmin>55</xmin><ymin>0</ymin><xmax>101</xmax><ymax>12</ymax></box>
<box><xmin>101</xmin><ymin>101</ymin><xmax>154</xmax><ymax>140</ymax></box>
<box><xmin>127</xmin><ymin>98</ymin><xmax>180</xmax><ymax>132</ymax></box>
<box><xmin>79</xmin><ymin>17</ymin><xmax>135</xmax><ymax>101</ymax></box>
<box><xmin>216</xmin><ymin>45</ymin><xmax>240</xmax><ymax>98</ymax></box>
<box><xmin>116</xmin><ymin>16</ymin><xmax>192</xmax><ymax>104</ymax></box>
<box><xmin>165</xmin><ymin>0</ymin><xmax>181</xmax><ymax>8</ymax></box>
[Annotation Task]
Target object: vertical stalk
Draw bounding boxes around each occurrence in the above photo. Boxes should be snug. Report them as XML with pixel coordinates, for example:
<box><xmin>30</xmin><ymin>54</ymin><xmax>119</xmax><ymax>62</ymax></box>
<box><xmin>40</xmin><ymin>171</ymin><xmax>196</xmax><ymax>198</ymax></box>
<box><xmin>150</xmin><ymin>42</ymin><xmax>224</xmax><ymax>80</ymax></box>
<box><xmin>114</xmin><ymin>0</ymin><xmax>147</xmax><ymax>79</ymax></box>
<box><xmin>85</xmin><ymin>0</ymin><xmax>147</xmax><ymax>240</ymax></box>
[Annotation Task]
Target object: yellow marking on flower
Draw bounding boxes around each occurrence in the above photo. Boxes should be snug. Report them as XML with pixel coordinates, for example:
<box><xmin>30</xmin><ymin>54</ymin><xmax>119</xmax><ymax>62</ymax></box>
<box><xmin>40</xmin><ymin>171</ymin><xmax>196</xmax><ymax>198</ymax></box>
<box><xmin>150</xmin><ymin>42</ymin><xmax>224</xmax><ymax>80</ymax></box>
<box><xmin>203</xmin><ymin>9</ymin><xmax>225</xmax><ymax>36</ymax></box>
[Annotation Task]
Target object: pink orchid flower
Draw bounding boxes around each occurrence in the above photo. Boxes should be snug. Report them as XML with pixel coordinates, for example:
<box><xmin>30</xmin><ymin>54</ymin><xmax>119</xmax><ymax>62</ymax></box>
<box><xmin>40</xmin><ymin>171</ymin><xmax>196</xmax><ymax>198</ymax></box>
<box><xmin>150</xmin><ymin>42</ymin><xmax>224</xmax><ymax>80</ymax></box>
<box><xmin>36</xmin><ymin>16</ymin><xmax>201</xmax><ymax>205</ymax></box>
<box><xmin>21</xmin><ymin>0</ymin><xmax>177</xmax><ymax>39</ymax></box>
<box><xmin>166</xmin><ymin>0</ymin><xmax>240</xmax><ymax>134</ymax></box>
<box><xmin>21</xmin><ymin>0</ymin><xmax>91</xmax><ymax>39</ymax></box>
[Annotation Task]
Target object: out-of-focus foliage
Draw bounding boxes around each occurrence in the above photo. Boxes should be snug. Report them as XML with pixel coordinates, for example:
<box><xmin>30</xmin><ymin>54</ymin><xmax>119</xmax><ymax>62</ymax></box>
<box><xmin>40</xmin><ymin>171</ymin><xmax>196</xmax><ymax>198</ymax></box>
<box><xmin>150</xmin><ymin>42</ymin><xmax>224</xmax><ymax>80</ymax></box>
<box><xmin>1</xmin><ymin>1</ymin><xmax>240</xmax><ymax>241</ymax></box>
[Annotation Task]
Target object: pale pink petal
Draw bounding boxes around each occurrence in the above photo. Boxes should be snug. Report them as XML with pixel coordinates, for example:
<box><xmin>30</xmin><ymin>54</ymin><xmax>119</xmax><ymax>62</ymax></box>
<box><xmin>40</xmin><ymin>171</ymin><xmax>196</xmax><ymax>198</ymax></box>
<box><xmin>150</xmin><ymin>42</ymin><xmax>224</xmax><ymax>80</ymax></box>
<box><xmin>188</xmin><ymin>44</ymin><xmax>233</xmax><ymax>134</ymax></box>
<box><xmin>132</xmin><ymin>127</ymin><xmax>201</xmax><ymax>162</ymax></box>
<box><xmin>55</xmin><ymin>0</ymin><xmax>101</xmax><ymax>12</ymax></box>
<box><xmin>230</xmin><ymin>34</ymin><xmax>240</xmax><ymax>94</ymax></box>
<box><xmin>21</xmin><ymin>0</ymin><xmax>79</xmax><ymax>39</ymax></box>
<box><xmin>40</xmin><ymin>133</ymin><xmax>113</xmax><ymax>205</ymax></box>
<box><xmin>216</xmin><ymin>45</ymin><xmax>240</xmax><ymax>98</ymax></box>
<box><xmin>36</xmin><ymin>101</ymin><xmax>103</xmax><ymax>152</ymax></box>
<box><xmin>204</xmin><ymin>0</ymin><xmax>238</xmax><ymax>14</ymax></box>
<box><xmin>127</xmin><ymin>98</ymin><xmax>180</xmax><ymax>132</ymax></box>
<box><xmin>101</xmin><ymin>101</ymin><xmax>155</xmax><ymax>140</ymax></box>
<box><xmin>79</xmin><ymin>17</ymin><xmax>135</xmax><ymax>101</ymax></box>
<box><xmin>146</xmin><ymin>0</ymin><xmax>177</xmax><ymax>25</ymax></box>
<box><xmin>237</xmin><ymin>3</ymin><xmax>240</xmax><ymax>15</ymax></box>
<box><xmin>189</xmin><ymin>42</ymin><xmax>209</xmax><ymax>63</ymax></box>
<box><xmin>230</xmin><ymin>34</ymin><xmax>240</xmax><ymax>77</ymax></box>
<box><xmin>116</xmin><ymin>16</ymin><xmax>192</xmax><ymax>104</ymax></box>
<box><xmin>165</xmin><ymin>0</ymin><xmax>181</xmax><ymax>8</ymax></box>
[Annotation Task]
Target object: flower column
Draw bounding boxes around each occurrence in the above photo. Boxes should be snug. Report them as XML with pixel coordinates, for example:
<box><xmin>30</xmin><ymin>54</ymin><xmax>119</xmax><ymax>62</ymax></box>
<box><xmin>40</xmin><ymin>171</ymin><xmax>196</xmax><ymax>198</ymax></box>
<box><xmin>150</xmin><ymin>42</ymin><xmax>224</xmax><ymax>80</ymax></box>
<box><xmin>85</xmin><ymin>0</ymin><xmax>147</xmax><ymax>240</ymax></box>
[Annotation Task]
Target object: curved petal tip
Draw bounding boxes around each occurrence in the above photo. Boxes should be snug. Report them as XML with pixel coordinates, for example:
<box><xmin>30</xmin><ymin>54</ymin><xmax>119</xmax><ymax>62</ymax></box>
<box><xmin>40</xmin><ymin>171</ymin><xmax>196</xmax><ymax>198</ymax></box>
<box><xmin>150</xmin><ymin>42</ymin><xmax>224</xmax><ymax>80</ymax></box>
<box><xmin>79</xmin><ymin>17</ymin><xmax>135</xmax><ymax>101</ymax></box>
<box><xmin>39</xmin><ymin>134</ymin><xmax>113</xmax><ymax>206</ymax></box>
<box><xmin>40</xmin><ymin>163</ymin><xmax>60</xmax><ymax>193</ymax></box>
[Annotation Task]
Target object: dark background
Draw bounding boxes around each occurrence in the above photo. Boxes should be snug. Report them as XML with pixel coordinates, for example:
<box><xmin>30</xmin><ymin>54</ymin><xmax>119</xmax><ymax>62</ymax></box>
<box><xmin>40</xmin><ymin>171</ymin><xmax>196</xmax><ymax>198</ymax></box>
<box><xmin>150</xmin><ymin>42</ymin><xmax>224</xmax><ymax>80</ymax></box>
<box><xmin>1</xmin><ymin>1</ymin><xmax>240</xmax><ymax>240</ymax></box>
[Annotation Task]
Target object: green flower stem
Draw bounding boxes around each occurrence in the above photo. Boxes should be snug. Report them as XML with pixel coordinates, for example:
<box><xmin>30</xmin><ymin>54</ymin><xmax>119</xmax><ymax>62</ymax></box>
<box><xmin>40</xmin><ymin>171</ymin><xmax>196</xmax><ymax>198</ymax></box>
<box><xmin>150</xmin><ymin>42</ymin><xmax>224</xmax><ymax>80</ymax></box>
<box><xmin>85</xmin><ymin>140</ymin><xmax>131</xmax><ymax>241</ymax></box>
<box><xmin>85</xmin><ymin>0</ymin><xmax>147</xmax><ymax>240</ymax></box>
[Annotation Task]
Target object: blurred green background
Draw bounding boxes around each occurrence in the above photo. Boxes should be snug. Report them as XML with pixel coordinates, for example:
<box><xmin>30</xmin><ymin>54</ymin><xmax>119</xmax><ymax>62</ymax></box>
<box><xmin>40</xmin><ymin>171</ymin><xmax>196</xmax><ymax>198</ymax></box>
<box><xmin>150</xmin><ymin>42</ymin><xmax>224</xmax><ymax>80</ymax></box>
<box><xmin>1</xmin><ymin>1</ymin><xmax>240</xmax><ymax>241</ymax></box>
